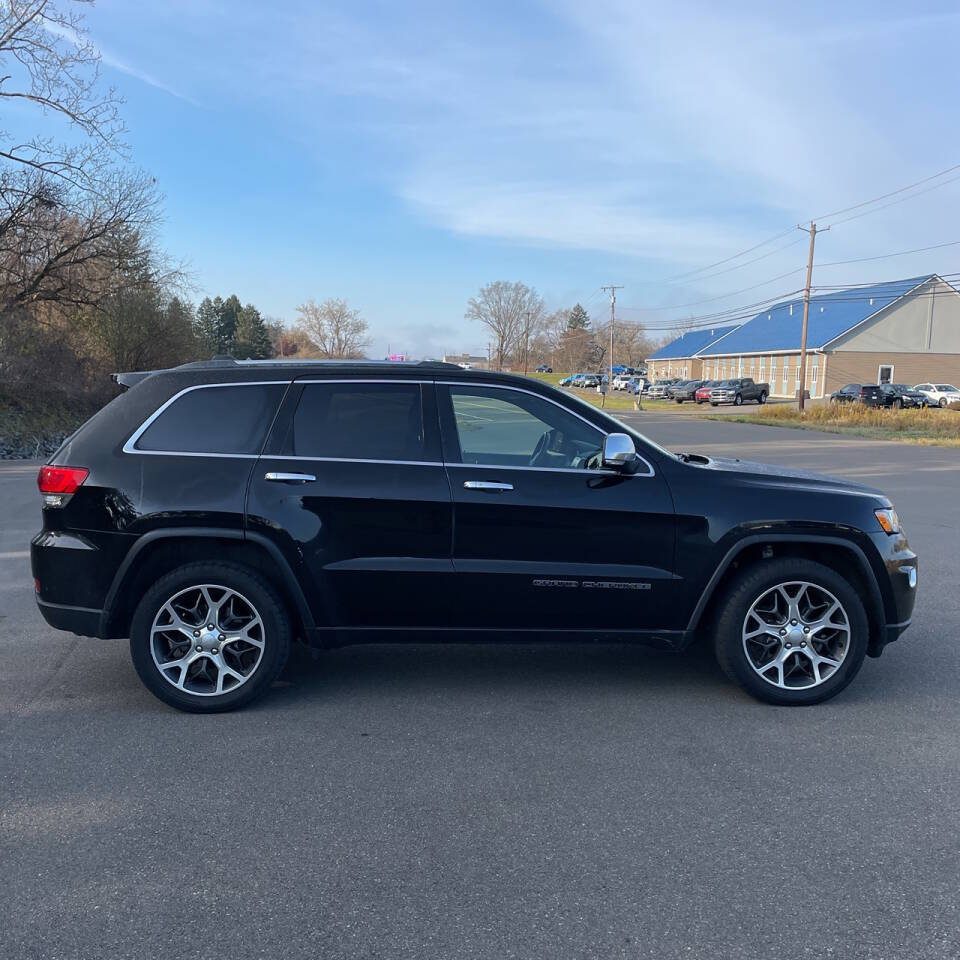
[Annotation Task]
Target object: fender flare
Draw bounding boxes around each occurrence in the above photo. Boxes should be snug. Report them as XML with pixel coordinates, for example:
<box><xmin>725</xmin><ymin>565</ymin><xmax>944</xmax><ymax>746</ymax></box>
<box><xmin>685</xmin><ymin>533</ymin><xmax>887</xmax><ymax>635</ymax></box>
<box><xmin>101</xmin><ymin>527</ymin><xmax>316</xmax><ymax>636</ymax></box>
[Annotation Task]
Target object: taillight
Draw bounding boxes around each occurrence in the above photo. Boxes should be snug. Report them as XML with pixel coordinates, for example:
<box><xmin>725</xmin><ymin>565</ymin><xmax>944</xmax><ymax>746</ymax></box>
<box><xmin>37</xmin><ymin>465</ymin><xmax>88</xmax><ymax>507</ymax></box>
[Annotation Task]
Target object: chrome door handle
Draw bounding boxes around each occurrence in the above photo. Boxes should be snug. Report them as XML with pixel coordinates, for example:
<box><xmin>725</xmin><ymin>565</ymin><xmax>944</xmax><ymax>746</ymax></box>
<box><xmin>463</xmin><ymin>480</ymin><xmax>513</xmax><ymax>492</ymax></box>
<box><xmin>264</xmin><ymin>471</ymin><xmax>316</xmax><ymax>483</ymax></box>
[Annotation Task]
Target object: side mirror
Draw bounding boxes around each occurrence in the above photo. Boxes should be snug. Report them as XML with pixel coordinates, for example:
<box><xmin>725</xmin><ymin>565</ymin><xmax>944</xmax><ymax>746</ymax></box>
<box><xmin>602</xmin><ymin>432</ymin><xmax>637</xmax><ymax>470</ymax></box>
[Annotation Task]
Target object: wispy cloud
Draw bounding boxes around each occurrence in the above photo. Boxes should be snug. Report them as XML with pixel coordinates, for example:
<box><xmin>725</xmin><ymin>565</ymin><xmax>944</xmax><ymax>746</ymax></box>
<box><xmin>45</xmin><ymin>19</ymin><xmax>200</xmax><ymax>107</ymax></box>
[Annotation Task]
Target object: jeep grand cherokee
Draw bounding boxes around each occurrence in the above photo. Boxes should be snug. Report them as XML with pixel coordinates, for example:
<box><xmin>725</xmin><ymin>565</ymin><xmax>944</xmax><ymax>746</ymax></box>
<box><xmin>31</xmin><ymin>358</ymin><xmax>918</xmax><ymax>712</ymax></box>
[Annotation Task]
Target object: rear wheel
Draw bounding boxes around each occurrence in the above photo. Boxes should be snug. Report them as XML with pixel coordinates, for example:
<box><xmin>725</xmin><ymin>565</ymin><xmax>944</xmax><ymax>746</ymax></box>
<box><xmin>130</xmin><ymin>562</ymin><xmax>292</xmax><ymax>713</ymax></box>
<box><xmin>758</xmin><ymin>391</ymin><xmax>767</xmax><ymax>404</ymax></box>
<box><xmin>713</xmin><ymin>558</ymin><xmax>868</xmax><ymax>705</ymax></box>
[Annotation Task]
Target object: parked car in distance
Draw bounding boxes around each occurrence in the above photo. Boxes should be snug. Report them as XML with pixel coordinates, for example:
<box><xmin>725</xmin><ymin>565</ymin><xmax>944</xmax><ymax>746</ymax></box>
<box><xmin>913</xmin><ymin>383</ymin><xmax>960</xmax><ymax>408</ymax></box>
<box><xmin>830</xmin><ymin>383</ymin><xmax>864</xmax><ymax>404</ymax></box>
<box><xmin>861</xmin><ymin>384</ymin><xmax>927</xmax><ymax>409</ymax></box>
<box><xmin>710</xmin><ymin>378</ymin><xmax>768</xmax><ymax>406</ymax></box>
<box><xmin>535</xmin><ymin>364</ymin><xmax>553</xmax><ymax>373</ymax></box>
<box><xmin>628</xmin><ymin>377</ymin><xmax>648</xmax><ymax>395</ymax></box>
<box><xmin>32</xmin><ymin>356</ymin><xmax>918</xmax><ymax>712</ymax></box>
<box><xmin>581</xmin><ymin>374</ymin><xmax>600</xmax><ymax>388</ymax></box>
<box><xmin>695</xmin><ymin>381</ymin><xmax>719</xmax><ymax>404</ymax></box>
<box><xmin>671</xmin><ymin>380</ymin><xmax>706</xmax><ymax>403</ymax></box>
<box><xmin>612</xmin><ymin>374</ymin><xmax>633</xmax><ymax>391</ymax></box>
<box><xmin>558</xmin><ymin>374</ymin><xmax>576</xmax><ymax>387</ymax></box>
<box><xmin>645</xmin><ymin>380</ymin><xmax>676</xmax><ymax>400</ymax></box>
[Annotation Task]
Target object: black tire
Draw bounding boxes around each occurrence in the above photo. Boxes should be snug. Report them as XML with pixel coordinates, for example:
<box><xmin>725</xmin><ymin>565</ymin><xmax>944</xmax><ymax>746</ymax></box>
<box><xmin>758</xmin><ymin>391</ymin><xmax>767</xmax><ymax>405</ymax></box>
<box><xmin>130</xmin><ymin>561</ymin><xmax>292</xmax><ymax>713</ymax></box>
<box><xmin>734</xmin><ymin>393</ymin><xmax>743</xmax><ymax>406</ymax></box>
<box><xmin>676</xmin><ymin>399</ymin><xmax>683</xmax><ymax>404</ymax></box>
<box><xmin>710</xmin><ymin>402</ymin><xmax>718</xmax><ymax>407</ymax></box>
<box><xmin>939</xmin><ymin>397</ymin><xmax>947</xmax><ymax>408</ymax></box>
<box><xmin>713</xmin><ymin>558</ymin><xmax>868</xmax><ymax>706</ymax></box>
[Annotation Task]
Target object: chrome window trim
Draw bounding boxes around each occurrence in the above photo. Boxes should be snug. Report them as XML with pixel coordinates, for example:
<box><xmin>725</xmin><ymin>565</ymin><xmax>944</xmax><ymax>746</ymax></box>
<box><xmin>261</xmin><ymin>455</ymin><xmax>440</xmax><ymax>467</ymax></box>
<box><xmin>122</xmin><ymin>380</ymin><xmax>292</xmax><ymax>457</ymax></box>
<box><xmin>122</xmin><ymin>376</ymin><xmax>657</xmax><ymax>477</ymax></box>
<box><xmin>440</xmin><ymin>380</ymin><xmax>656</xmax><ymax>478</ymax></box>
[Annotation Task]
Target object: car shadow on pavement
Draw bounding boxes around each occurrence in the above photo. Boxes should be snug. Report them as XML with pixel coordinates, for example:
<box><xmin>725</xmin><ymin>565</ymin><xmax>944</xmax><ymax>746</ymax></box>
<box><xmin>268</xmin><ymin>636</ymin><xmax>736</xmax><ymax>706</ymax></box>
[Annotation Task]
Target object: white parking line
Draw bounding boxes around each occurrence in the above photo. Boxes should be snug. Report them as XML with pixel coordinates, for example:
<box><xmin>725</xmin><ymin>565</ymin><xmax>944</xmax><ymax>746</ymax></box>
<box><xmin>0</xmin><ymin>550</ymin><xmax>30</xmax><ymax>559</ymax></box>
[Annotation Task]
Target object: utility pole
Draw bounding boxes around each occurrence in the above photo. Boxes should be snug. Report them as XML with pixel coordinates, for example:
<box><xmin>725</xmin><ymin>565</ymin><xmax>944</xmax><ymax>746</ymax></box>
<box><xmin>797</xmin><ymin>222</ymin><xmax>828</xmax><ymax>413</ymax></box>
<box><xmin>600</xmin><ymin>285</ymin><xmax>623</xmax><ymax>405</ymax></box>
<box><xmin>523</xmin><ymin>310</ymin><xmax>531</xmax><ymax>375</ymax></box>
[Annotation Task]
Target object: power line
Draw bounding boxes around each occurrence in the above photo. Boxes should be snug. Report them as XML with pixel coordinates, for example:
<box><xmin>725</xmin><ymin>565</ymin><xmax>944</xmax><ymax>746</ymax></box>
<box><xmin>619</xmin><ymin>267</ymin><xmax>804</xmax><ymax>313</ymax></box>
<box><xmin>655</xmin><ymin>225</ymin><xmax>798</xmax><ymax>284</ymax></box>
<box><xmin>815</xmin><ymin>239</ymin><xmax>960</xmax><ymax>267</ymax></box>
<box><xmin>823</xmin><ymin>172</ymin><xmax>960</xmax><ymax>228</ymax></box>
<box><xmin>814</xmin><ymin>161</ymin><xmax>960</xmax><ymax>222</ymax></box>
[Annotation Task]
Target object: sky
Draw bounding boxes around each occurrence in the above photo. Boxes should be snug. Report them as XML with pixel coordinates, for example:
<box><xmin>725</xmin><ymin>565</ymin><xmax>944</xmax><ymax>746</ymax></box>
<box><xmin>45</xmin><ymin>0</ymin><xmax>960</xmax><ymax>357</ymax></box>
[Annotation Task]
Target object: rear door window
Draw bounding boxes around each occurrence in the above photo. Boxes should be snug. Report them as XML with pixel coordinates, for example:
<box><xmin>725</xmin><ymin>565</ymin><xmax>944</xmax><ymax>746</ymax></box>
<box><xmin>286</xmin><ymin>381</ymin><xmax>428</xmax><ymax>461</ymax></box>
<box><xmin>134</xmin><ymin>383</ymin><xmax>287</xmax><ymax>455</ymax></box>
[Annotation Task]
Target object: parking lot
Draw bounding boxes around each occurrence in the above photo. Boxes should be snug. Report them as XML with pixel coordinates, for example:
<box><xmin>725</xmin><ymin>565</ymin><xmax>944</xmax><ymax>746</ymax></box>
<box><xmin>2</xmin><ymin>416</ymin><xmax>959</xmax><ymax>960</ymax></box>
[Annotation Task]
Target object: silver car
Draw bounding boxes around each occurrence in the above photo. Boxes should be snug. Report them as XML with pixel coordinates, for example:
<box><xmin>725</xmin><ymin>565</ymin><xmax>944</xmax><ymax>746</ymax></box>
<box><xmin>914</xmin><ymin>383</ymin><xmax>960</xmax><ymax>408</ymax></box>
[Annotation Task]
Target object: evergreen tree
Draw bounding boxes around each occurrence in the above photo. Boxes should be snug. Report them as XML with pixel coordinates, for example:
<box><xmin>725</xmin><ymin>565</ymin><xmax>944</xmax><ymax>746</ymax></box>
<box><xmin>194</xmin><ymin>296</ymin><xmax>220</xmax><ymax>353</ymax></box>
<box><xmin>568</xmin><ymin>303</ymin><xmax>591</xmax><ymax>330</ymax></box>
<box><xmin>234</xmin><ymin>303</ymin><xmax>273</xmax><ymax>359</ymax></box>
<box><xmin>216</xmin><ymin>295</ymin><xmax>241</xmax><ymax>352</ymax></box>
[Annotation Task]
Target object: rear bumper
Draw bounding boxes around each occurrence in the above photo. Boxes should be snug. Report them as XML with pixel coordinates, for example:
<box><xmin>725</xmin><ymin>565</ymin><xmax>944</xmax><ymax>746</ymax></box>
<box><xmin>36</xmin><ymin>598</ymin><xmax>105</xmax><ymax>638</ymax></box>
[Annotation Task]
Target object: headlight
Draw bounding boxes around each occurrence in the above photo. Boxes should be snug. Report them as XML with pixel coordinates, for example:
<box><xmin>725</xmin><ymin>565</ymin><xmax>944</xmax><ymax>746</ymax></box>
<box><xmin>875</xmin><ymin>507</ymin><xmax>900</xmax><ymax>535</ymax></box>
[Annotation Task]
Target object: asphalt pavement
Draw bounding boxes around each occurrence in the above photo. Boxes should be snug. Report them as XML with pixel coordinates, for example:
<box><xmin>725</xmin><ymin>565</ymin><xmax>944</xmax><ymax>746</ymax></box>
<box><xmin>2</xmin><ymin>417</ymin><xmax>959</xmax><ymax>960</ymax></box>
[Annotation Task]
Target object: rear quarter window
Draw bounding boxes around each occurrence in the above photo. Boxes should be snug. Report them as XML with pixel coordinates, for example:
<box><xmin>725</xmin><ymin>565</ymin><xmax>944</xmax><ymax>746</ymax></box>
<box><xmin>132</xmin><ymin>383</ymin><xmax>287</xmax><ymax>455</ymax></box>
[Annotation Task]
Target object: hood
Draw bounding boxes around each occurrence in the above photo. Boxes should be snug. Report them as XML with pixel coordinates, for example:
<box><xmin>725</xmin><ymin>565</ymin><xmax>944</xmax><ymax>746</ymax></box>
<box><xmin>684</xmin><ymin>454</ymin><xmax>886</xmax><ymax>500</ymax></box>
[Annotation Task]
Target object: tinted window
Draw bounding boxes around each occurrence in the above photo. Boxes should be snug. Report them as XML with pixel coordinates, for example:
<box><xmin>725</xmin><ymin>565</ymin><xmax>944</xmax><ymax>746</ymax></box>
<box><xmin>448</xmin><ymin>386</ymin><xmax>605</xmax><ymax>469</ymax></box>
<box><xmin>136</xmin><ymin>383</ymin><xmax>286</xmax><ymax>454</ymax></box>
<box><xmin>289</xmin><ymin>382</ymin><xmax>426</xmax><ymax>461</ymax></box>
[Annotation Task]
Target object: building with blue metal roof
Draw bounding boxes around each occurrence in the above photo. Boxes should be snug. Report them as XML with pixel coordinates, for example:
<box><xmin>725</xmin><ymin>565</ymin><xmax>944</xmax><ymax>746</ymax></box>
<box><xmin>644</xmin><ymin>325</ymin><xmax>740</xmax><ymax>380</ymax></box>
<box><xmin>646</xmin><ymin>274</ymin><xmax>960</xmax><ymax>398</ymax></box>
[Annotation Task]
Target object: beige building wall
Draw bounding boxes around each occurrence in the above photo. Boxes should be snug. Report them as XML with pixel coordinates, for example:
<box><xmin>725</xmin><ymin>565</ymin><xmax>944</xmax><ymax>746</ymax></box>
<box><xmin>647</xmin><ymin>358</ymin><xmax>702</xmax><ymax>379</ymax></box>
<box><xmin>822</xmin><ymin>350</ymin><xmax>960</xmax><ymax>393</ymax></box>
<box><xmin>699</xmin><ymin>352</ymin><xmax>827</xmax><ymax>398</ymax></box>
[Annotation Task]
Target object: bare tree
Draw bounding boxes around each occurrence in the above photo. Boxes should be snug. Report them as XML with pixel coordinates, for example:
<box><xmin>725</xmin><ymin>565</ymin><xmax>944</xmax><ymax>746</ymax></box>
<box><xmin>465</xmin><ymin>281</ymin><xmax>542</xmax><ymax>371</ymax></box>
<box><xmin>296</xmin><ymin>298</ymin><xmax>370</xmax><ymax>358</ymax></box>
<box><xmin>0</xmin><ymin>0</ymin><xmax>124</xmax><ymax>192</ymax></box>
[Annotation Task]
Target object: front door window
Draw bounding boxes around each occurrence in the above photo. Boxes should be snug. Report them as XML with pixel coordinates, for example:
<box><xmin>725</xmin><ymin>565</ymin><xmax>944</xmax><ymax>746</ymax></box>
<box><xmin>447</xmin><ymin>386</ymin><xmax>605</xmax><ymax>470</ymax></box>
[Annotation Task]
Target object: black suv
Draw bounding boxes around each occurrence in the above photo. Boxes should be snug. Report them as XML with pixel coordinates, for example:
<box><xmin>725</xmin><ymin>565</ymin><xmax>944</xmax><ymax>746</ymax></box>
<box><xmin>32</xmin><ymin>358</ymin><xmax>918</xmax><ymax>712</ymax></box>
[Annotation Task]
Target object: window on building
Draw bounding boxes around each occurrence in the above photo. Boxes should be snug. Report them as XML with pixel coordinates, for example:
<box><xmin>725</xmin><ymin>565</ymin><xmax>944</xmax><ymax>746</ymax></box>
<box><xmin>811</xmin><ymin>356</ymin><xmax>819</xmax><ymax>384</ymax></box>
<box><xmin>878</xmin><ymin>364</ymin><xmax>894</xmax><ymax>385</ymax></box>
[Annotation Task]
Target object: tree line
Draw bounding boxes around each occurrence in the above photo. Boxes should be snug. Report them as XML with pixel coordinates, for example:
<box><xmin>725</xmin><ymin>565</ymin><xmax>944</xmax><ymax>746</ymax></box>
<box><xmin>0</xmin><ymin>1</ymin><xmax>371</xmax><ymax>414</ymax></box>
<box><xmin>465</xmin><ymin>281</ymin><xmax>656</xmax><ymax>372</ymax></box>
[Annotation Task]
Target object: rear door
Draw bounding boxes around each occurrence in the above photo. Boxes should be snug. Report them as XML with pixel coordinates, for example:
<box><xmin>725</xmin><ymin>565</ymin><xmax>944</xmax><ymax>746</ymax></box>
<box><xmin>246</xmin><ymin>378</ymin><xmax>454</xmax><ymax>631</ymax></box>
<box><xmin>437</xmin><ymin>382</ymin><xmax>677</xmax><ymax>634</ymax></box>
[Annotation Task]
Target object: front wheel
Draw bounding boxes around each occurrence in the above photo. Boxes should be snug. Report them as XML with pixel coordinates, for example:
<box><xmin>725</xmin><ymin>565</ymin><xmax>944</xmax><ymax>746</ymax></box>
<box><xmin>734</xmin><ymin>394</ymin><xmax>743</xmax><ymax>406</ymax></box>
<box><xmin>130</xmin><ymin>561</ymin><xmax>292</xmax><ymax>713</ymax></box>
<box><xmin>713</xmin><ymin>558</ymin><xmax>868</xmax><ymax>705</ymax></box>
<box><xmin>940</xmin><ymin>397</ymin><xmax>947</xmax><ymax>408</ymax></box>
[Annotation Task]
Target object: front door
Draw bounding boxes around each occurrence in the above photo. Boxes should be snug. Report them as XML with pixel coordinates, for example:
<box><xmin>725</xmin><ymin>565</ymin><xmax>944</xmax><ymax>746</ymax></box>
<box><xmin>246</xmin><ymin>379</ymin><xmax>454</xmax><ymax>631</ymax></box>
<box><xmin>437</xmin><ymin>383</ymin><xmax>677</xmax><ymax>635</ymax></box>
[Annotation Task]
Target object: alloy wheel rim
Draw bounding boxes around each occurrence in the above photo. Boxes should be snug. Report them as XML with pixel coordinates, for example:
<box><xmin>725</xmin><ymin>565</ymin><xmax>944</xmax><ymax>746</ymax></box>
<box><xmin>150</xmin><ymin>584</ymin><xmax>265</xmax><ymax>697</ymax></box>
<box><xmin>741</xmin><ymin>580</ymin><xmax>850</xmax><ymax>690</ymax></box>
